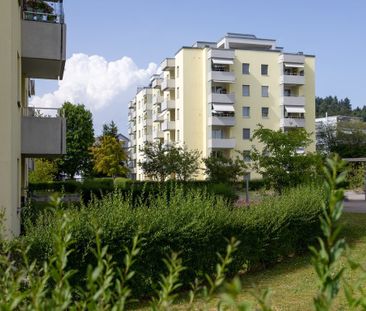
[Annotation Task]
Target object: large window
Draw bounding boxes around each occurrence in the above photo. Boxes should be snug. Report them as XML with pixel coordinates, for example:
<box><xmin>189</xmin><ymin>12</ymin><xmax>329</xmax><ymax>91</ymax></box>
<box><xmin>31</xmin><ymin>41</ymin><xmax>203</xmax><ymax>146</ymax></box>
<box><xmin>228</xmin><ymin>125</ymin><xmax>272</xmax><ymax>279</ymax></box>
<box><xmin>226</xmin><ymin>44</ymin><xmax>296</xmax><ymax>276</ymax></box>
<box><xmin>261</xmin><ymin>64</ymin><xmax>268</xmax><ymax>75</ymax></box>
<box><xmin>242</xmin><ymin>63</ymin><xmax>250</xmax><ymax>74</ymax></box>
<box><xmin>262</xmin><ymin>107</ymin><xmax>269</xmax><ymax>118</ymax></box>
<box><xmin>261</xmin><ymin>86</ymin><xmax>269</xmax><ymax>97</ymax></box>
<box><xmin>242</xmin><ymin>128</ymin><xmax>250</xmax><ymax>140</ymax></box>
<box><xmin>242</xmin><ymin>85</ymin><xmax>250</xmax><ymax>96</ymax></box>
<box><xmin>242</xmin><ymin>106</ymin><xmax>250</xmax><ymax>118</ymax></box>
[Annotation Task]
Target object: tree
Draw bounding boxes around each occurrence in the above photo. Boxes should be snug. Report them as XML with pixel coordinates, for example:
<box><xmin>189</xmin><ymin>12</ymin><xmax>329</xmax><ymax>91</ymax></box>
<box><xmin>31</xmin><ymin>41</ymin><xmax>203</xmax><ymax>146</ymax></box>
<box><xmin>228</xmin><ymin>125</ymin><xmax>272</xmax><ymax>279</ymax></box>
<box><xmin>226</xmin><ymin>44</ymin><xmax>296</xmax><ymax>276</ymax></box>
<box><xmin>28</xmin><ymin>159</ymin><xmax>58</xmax><ymax>183</ymax></box>
<box><xmin>140</xmin><ymin>142</ymin><xmax>200</xmax><ymax>181</ymax></box>
<box><xmin>90</xmin><ymin>135</ymin><xmax>128</xmax><ymax>178</ymax></box>
<box><xmin>102</xmin><ymin>121</ymin><xmax>118</xmax><ymax>139</ymax></box>
<box><xmin>316</xmin><ymin>96</ymin><xmax>352</xmax><ymax>118</ymax></box>
<box><xmin>333</xmin><ymin>121</ymin><xmax>366</xmax><ymax>158</ymax></box>
<box><xmin>57</xmin><ymin>102</ymin><xmax>94</xmax><ymax>179</ymax></box>
<box><xmin>251</xmin><ymin>126</ymin><xmax>320</xmax><ymax>193</ymax></box>
<box><xmin>203</xmin><ymin>153</ymin><xmax>246</xmax><ymax>184</ymax></box>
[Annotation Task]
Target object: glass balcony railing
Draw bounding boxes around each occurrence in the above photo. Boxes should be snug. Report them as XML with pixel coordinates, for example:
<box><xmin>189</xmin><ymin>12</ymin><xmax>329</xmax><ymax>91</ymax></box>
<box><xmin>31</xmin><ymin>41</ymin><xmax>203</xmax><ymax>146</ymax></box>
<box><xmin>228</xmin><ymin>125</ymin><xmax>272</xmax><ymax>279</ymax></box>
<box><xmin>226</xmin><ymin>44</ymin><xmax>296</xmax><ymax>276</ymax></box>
<box><xmin>22</xmin><ymin>0</ymin><xmax>64</xmax><ymax>24</ymax></box>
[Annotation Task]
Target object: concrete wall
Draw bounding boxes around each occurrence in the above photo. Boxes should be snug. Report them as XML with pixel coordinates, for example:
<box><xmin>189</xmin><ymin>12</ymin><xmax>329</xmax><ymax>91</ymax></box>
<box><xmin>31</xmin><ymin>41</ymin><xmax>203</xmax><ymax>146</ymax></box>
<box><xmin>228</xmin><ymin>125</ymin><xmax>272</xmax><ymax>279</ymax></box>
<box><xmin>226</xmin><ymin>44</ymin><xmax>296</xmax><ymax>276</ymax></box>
<box><xmin>0</xmin><ymin>0</ymin><xmax>23</xmax><ymax>238</ymax></box>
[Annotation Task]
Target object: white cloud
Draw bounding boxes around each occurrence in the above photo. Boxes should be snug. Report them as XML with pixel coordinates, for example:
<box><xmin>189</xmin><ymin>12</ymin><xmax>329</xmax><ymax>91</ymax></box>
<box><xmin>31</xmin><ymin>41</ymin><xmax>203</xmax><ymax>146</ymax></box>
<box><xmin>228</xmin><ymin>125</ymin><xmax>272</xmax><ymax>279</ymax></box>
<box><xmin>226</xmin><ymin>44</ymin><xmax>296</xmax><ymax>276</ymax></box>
<box><xmin>30</xmin><ymin>53</ymin><xmax>157</xmax><ymax>112</ymax></box>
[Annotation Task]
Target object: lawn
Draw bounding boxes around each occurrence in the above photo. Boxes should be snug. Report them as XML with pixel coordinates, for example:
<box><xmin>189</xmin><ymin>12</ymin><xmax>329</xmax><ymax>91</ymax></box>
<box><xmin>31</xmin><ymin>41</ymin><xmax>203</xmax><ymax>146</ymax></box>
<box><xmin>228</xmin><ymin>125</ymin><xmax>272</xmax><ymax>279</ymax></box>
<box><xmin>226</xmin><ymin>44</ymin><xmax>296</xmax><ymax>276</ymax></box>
<box><xmin>152</xmin><ymin>212</ymin><xmax>366</xmax><ymax>311</ymax></box>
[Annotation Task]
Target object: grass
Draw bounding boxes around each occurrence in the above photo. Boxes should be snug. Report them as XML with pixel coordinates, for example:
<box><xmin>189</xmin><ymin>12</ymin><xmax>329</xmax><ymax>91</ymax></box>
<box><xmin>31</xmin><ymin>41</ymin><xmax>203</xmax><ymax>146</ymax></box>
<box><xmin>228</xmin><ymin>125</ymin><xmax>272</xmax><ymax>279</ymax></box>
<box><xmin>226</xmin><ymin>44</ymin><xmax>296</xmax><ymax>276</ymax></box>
<box><xmin>141</xmin><ymin>212</ymin><xmax>366</xmax><ymax>311</ymax></box>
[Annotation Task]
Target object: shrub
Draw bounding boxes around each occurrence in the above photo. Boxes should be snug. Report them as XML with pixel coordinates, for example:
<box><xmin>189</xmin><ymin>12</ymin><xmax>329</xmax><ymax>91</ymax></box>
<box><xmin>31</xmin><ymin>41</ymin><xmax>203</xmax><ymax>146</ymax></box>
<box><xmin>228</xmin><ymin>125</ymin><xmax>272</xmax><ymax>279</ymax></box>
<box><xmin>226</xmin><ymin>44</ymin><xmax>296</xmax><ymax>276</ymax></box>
<box><xmin>23</xmin><ymin>184</ymin><xmax>324</xmax><ymax>296</ymax></box>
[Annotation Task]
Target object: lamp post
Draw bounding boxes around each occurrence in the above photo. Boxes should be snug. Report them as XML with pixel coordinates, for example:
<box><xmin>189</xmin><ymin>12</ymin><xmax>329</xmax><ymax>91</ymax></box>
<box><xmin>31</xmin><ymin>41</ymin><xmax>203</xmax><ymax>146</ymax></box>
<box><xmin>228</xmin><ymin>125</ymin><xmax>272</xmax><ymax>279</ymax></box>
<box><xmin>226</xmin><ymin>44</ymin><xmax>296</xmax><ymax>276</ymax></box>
<box><xmin>244</xmin><ymin>173</ymin><xmax>250</xmax><ymax>206</ymax></box>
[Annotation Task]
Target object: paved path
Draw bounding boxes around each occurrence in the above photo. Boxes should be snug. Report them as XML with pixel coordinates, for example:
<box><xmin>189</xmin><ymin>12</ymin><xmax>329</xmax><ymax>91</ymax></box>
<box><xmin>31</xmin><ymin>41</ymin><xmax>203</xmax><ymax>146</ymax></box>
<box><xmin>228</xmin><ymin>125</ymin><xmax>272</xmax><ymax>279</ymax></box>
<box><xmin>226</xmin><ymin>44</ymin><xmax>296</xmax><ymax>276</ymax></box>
<box><xmin>344</xmin><ymin>191</ymin><xmax>366</xmax><ymax>213</ymax></box>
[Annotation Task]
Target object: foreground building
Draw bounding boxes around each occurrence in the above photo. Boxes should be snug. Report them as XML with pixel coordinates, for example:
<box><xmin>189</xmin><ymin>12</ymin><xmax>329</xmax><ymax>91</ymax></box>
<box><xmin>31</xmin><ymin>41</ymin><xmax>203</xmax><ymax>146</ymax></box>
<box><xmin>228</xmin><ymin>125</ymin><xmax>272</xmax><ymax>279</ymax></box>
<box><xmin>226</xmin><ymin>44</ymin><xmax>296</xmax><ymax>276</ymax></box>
<box><xmin>128</xmin><ymin>33</ymin><xmax>315</xmax><ymax>180</ymax></box>
<box><xmin>0</xmin><ymin>0</ymin><xmax>67</xmax><ymax>237</ymax></box>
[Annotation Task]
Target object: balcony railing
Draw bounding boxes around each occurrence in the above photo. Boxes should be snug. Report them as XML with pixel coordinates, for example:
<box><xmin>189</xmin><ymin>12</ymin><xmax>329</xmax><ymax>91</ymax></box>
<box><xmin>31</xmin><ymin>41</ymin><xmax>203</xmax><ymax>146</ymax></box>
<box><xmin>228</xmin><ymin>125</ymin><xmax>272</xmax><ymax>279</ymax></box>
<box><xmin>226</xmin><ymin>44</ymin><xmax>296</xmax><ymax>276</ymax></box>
<box><xmin>160</xmin><ymin>58</ymin><xmax>175</xmax><ymax>71</ymax></box>
<box><xmin>208</xmin><ymin>138</ymin><xmax>236</xmax><ymax>149</ymax></box>
<box><xmin>162</xmin><ymin>120</ymin><xmax>175</xmax><ymax>131</ymax></box>
<box><xmin>21</xmin><ymin>0</ymin><xmax>66</xmax><ymax>79</ymax></box>
<box><xmin>280</xmin><ymin>118</ymin><xmax>305</xmax><ymax>128</ymax></box>
<box><xmin>280</xmin><ymin>74</ymin><xmax>305</xmax><ymax>85</ymax></box>
<box><xmin>209</xmin><ymin>92</ymin><xmax>235</xmax><ymax>104</ymax></box>
<box><xmin>161</xmin><ymin>79</ymin><xmax>175</xmax><ymax>91</ymax></box>
<box><xmin>208</xmin><ymin>71</ymin><xmax>235</xmax><ymax>83</ymax></box>
<box><xmin>281</xmin><ymin>96</ymin><xmax>305</xmax><ymax>106</ymax></box>
<box><xmin>161</xmin><ymin>99</ymin><xmax>175</xmax><ymax>111</ymax></box>
<box><xmin>208</xmin><ymin>116</ymin><xmax>235</xmax><ymax>127</ymax></box>
<box><xmin>21</xmin><ymin>107</ymin><xmax>66</xmax><ymax>157</ymax></box>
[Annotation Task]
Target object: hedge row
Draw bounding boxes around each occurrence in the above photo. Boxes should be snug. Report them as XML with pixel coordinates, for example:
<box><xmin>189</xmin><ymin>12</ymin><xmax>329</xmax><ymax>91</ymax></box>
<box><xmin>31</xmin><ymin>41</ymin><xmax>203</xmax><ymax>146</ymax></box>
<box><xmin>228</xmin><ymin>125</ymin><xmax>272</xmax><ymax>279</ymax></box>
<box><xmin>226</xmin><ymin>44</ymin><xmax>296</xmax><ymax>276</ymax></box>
<box><xmin>23</xmin><ymin>184</ymin><xmax>324</xmax><ymax>297</ymax></box>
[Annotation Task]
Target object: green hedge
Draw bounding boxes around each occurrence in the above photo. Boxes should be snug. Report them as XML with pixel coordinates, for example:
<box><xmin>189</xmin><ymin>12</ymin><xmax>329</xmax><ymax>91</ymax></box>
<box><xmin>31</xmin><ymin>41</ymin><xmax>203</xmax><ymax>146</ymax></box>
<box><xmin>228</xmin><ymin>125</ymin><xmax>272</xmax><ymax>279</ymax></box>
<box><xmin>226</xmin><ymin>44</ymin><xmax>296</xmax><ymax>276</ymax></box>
<box><xmin>23</xmin><ymin>184</ymin><xmax>324</xmax><ymax>297</ymax></box>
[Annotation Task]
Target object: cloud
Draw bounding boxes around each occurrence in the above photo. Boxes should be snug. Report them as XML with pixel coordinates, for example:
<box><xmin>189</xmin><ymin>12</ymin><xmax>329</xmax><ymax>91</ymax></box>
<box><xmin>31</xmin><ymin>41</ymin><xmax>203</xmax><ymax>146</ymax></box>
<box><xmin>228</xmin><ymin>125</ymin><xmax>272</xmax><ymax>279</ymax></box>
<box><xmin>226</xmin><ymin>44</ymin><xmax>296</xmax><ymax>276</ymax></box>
<box><xmin>30</xmin><ymin>53</ymin><xmax>157</xmax><ymax>112</ymax></box>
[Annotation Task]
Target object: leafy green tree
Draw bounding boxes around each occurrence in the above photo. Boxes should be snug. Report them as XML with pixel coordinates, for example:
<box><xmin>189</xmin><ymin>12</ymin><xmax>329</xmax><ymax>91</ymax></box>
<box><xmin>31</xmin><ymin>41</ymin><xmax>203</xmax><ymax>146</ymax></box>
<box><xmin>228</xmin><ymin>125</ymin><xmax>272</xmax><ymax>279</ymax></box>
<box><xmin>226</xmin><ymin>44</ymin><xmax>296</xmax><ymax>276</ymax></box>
<box><xmin>203</xmin><ymin>153</ymin><xmax>246</xmax><ymax>184</ymax></box>
<box><xmin>140</xmin><ymin>142</ymin><xmax>200</xmax><ymax>181</ymax></box>
<box><xmin>28</xmin><ymin>159</ymin><xmax>58</xmax><ymax>183</ymax></box>
<box><xmin>102</xmin><ymin>121</ymin><xmax>118</xmax><ymax>139</ymax></box>
<box><xmin>91</xmin><ymin>136</ymin><xmax>128</xmax><ymax>178</ymax></box>
<box><xmin>251</xmin><ymin>126</ymin><xmax>321</xmax><ymax>193</ymax></box>
<box><xmin>316</xmin><ymin>96</ymin><xmax>352</xmax><ymax>118</ymax></box>
<box><xmin>57</xmin><ymin>102</ymin><xmax>94</xmax><ymax>179</ymax></box>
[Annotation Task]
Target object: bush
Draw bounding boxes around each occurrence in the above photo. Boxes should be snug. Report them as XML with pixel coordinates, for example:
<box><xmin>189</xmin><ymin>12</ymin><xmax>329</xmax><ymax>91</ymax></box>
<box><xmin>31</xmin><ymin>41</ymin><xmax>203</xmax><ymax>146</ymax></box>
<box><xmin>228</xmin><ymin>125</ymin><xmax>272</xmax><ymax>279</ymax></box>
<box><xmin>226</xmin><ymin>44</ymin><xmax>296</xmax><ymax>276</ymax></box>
<box><xmin>23</xmin><ymin>184</ymin><xmax>324</xmax><ymax>297</ymax></box>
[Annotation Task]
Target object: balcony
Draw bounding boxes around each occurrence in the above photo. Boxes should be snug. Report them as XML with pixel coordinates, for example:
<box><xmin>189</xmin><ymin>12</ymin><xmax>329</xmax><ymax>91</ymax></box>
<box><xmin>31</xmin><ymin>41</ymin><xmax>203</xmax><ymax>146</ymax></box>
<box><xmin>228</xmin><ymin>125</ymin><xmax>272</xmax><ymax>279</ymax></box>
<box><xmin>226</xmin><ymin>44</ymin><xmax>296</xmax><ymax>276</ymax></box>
<box><xmin>143</xmin><ymin>119</ymin><xmax>152</xmax><ymax>127</ymax></box>
<box><xmin>208</xmin><ymin>71</ymin><xmax>235</xmax><ymax>83</ymax></box>
<box><xmin>21</xmin><ymin>1</ymin><xmax>66</xmax><ymax>79</ymax></box>
<box><xmin>280</xmin><ymin>74</ymin><xmax>305</xmax><ymax>85</ymax></box>
<box><xmin>209</xmin><ymin>92</ymin><xmax>235</xmax><ymax>104</ymax></box>
<box><xmin>208</xmin><ymin>138</ymin><xmax>236</xmax><ymax>149</ymax></box>
<box><xmin>161</xmin><ymin>79</ymin><xmax>175</xmax><ymax>91</ymax></box>
<box><xmin>281</xmin><ymin>96</ymin><xmax>305</xmax><ymax>106</ymax></box>
<box><xmin>152</xmin><ymin>95</ymin><xmax>163</xmax><ymax>105</ymax></box>
<box><xmin>208</xmin><ymin>116</ymin><xmax>235</xmax><ymax>127</ymax></box>
<box><xmin>153</xmin><ymin>129</ymin><xmax>164</xmax><ymax>139</ymax></box>
<box><xmin>21</xmin><ymin>107</ymin><xmax>66</xmax><ymax>158</ymax></box>
<box><xmin>279</xmin><ymin>53</ymin><xmax>305</xmax><ymax>64</ymax></box>
<box><xmin>161</xmin><ymin>99</ymin><xmax>175</xmax><ymax>111</ymax></box>
<box><xmin>160</xmin><ymin>58</ymin><xmax>175</xmax><ymax>71</ymax></box>
<box><xmin>280</xmin><ymin>118</ymin><xmax>305</xmax><ymax>128</ymax></box>
<box><xmin>142</xmin><ymin>134</ymin><xmax>152</xmax><ymax>142</ymax></box>
<box><xmin>162</xmin><ymin>120</ymin><xmax>175</xmax><ymax>131</ymax></box>
<box><xmin>208</xmin><ymin>49</ymin><xmax>235</xmax><ymax>60</ymax></box>
<box><xmin>152</xmin><ymin>112</ymin><xmax>163</xmax><ymax>122</ymax></box>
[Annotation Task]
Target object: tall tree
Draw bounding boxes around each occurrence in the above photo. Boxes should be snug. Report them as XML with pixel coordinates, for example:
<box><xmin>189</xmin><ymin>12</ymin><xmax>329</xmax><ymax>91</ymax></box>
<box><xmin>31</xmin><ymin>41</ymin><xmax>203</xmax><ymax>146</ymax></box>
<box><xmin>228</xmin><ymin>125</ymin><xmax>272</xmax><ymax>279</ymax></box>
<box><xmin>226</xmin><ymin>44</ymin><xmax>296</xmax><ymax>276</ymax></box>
<box><xmin>140</xmin><ymin>142</ymin><xmax>200</xmax><ymax>181</ymax></box>
<box><xmin>316</xmin><ymin>96</ymin><xmax>352</xmax><ymax>118</ymax></box>
<box><xmin>57</xmin><ymin>102</ymin><xmax>94</xmax><ymax>179</ymax></box>
<box><xmin>203</xmin><ymin>153</ymin><xmax>246</xmax><ymax>184</ymax></box>
<box><xmin>251</xmin><ymin>126</ymin><xmax>321</xmax><ymax>193</ymax></box>
<box><xmin>102</xmin><ymin>121</ymin><xmax>118</xmax><ymax>139</ymax></box>
<box><xmin>90</xmin><ymin>135</ymin><xmax>128</xmax><ymax>178</ymax></box>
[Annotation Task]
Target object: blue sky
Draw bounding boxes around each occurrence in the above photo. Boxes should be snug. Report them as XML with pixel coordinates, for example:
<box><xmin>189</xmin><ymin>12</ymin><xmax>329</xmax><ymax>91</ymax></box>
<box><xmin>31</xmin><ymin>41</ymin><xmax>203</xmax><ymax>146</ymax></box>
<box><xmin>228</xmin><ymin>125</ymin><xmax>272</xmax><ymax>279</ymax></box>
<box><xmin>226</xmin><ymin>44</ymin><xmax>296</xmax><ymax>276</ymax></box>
<box><xmin>33</xmin><ymin>0</ymin><xmax>366</xmax><ymax>135</ymax></box>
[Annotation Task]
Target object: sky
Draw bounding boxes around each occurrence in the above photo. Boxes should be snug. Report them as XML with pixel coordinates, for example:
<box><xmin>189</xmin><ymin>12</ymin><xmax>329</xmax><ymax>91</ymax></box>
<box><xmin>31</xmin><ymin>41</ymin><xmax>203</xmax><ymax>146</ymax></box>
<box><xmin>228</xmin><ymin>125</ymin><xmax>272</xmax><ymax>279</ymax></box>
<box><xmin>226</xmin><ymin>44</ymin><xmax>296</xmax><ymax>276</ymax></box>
<box><xmin>30</xmin><ymin>0</ymin><xmax>366</xmax><ymax>135</ymax></box>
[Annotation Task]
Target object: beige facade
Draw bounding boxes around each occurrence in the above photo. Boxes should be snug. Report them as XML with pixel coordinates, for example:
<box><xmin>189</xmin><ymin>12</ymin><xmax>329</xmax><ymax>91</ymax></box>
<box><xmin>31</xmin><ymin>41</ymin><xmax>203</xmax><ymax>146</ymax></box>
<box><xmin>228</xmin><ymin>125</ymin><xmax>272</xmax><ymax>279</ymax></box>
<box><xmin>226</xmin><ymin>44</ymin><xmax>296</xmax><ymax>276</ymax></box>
<box><xmin>128</xmin><ymin>33</ymin><xmax>315</xmax><ymax>180</ymax></box>
<box><xmin>0</xmin><ymin>0</ymin><xmax>66</xmax><ymax>238</ymax></box>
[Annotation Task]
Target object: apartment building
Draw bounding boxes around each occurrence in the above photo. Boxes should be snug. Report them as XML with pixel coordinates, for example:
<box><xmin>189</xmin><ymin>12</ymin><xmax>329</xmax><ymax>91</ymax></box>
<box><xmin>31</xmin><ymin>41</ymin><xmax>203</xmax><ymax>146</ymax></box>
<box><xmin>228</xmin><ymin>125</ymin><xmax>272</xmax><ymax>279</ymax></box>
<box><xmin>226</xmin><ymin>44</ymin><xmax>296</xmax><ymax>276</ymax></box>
<box><xmin>0</xmin><ymin>0</ymin><xmax>66</xmax><ymax>237</ymax></box>
<box><xmin>128</xmin><ymin>33</ymin><xmax>315</xmax><ymax>180</ymax></box>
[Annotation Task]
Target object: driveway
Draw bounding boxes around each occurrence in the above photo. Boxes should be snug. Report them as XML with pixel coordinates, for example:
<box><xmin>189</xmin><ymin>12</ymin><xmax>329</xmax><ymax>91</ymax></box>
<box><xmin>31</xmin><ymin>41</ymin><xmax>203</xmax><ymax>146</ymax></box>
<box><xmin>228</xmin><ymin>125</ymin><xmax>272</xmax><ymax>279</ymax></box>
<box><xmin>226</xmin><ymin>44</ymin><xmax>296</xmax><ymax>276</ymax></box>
<box><xmin>344</xmin><ymin>191</ymin><xmax>366</xmax><ymax>213</ymax></box>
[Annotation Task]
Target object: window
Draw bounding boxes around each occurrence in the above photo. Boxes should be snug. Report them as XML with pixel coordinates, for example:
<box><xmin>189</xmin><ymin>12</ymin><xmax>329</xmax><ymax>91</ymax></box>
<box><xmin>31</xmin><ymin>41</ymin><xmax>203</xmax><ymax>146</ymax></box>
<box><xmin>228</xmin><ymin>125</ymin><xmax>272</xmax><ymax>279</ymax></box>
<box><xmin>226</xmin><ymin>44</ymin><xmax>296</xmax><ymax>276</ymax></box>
<box><xmin>177</xmin><ymin>130</ymin><xmax>180</xmax><ymax>141</ymax></box>
<box><xmin>242</xmin><ymin>63</ymin><xmax>250</xmax><ymax>74</ymax></box>
<box><xmin>138</xmin><ymin>130</ymin><xmax>141</xmax><ymax>138</ymax></box>
<box><xmin>212</xmin><ymin>129</ymin><xmax>224</xmax><ymax>139</ymax></box>
<box><xmin>177</xmin><ymin>87</ymin><xmax>180</xmax><ymax>99</ymax></box>
<box><xmin>242</xmin><ymin>106</ymin><xmax>250</xmax><ymax>118</ymax></box>
<box><xmin>242</xmin><ymin>85</ymin><xmax>250</xmax><ymax>96</ymax></box>
<box><xmin>262</xmin><ymin>107</ymin><xmax>269</xmax><ymax>118</ymax></box>
<box><xmin>243</xmin><ymin>150</ymin><xmax>251</xmax><ymax>162</ymax></box>
<box><xmin>261</xmin><ymin>86</ymin><xmax>269</xmax><ymax>97</ymax></box>
<box><xmin>242</xmin><ymin>128</ymin><xmax>250</xmax><ymax>140</ymax></box>
<box><xmin>176</xmin><ymin>108</ymin><xmax>180</xmax><ymax>120</ymax></box>
<box><xmin>176</xmin><ymin>66</ymin><xmax>179</xmax><ymax>78</ymax></box>
<box><xmin>261</xmin><ymin>64</ymin><xmax>268</xmax><ymax>75</ymax></box>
